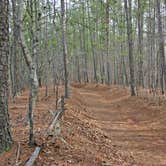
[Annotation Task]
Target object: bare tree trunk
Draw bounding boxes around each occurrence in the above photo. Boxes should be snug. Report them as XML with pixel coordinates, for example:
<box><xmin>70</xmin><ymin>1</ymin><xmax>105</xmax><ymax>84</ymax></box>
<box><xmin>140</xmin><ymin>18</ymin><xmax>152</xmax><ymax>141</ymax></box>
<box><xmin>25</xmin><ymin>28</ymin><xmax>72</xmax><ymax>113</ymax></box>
<box><xmin>0</xmin><ymin>0</ymin><xmax>13</xmax><ymax>153</ymax></box>
<box><xmin>156</xmin><ymin>0</ymin><xmax>166</xmax><ymax>95</ymax></box>
<box><xmin>149</xmin><ymin>4</ymin><xmax>156</xmax><ymax>92</ymax></box>
<box><xmin>12</xmin><ymin>0</ymin><xmax>20</xmax><ymax>98</ymax></box>
<box><xmin>82</xmin><ymin>1</ymin><xmax>89</xmax><ymax>83</ymax></box>
<box><xmin>124</xmin><ymin>0</ymin><xmax>136</xmax><ymax>96</ymax></box>
<box><xmin>17</xmin><ymin>0</ymin><xmax>38</xmax><ymax>145</ymax></box>
<box><xmin>87</xmin><ymin>0</ymin><xmax>98</xmax><ymax>83</ymax></box>
<box><xmin>61</xmin><ymin>0</ymin><xmax>69</xmax><ymax>98</ymax></box>
<box><xmin>137</xmin><ymin>0</ymin><xmax>144</xmax><ymax>87</ymax></box>
<box><xmin>76</xmin><ymin>56</ymin><xmax>81</xmax><ymax>83</ymax></box>
<box><xmin>44</xmin><ymin>6</ymin><xmax>49</xmax><ymax>97</ymax></box>
<box><xmin>106</xmin><ymin>0</ymin><xmax>111</xmax><ymax>85</ymax></box>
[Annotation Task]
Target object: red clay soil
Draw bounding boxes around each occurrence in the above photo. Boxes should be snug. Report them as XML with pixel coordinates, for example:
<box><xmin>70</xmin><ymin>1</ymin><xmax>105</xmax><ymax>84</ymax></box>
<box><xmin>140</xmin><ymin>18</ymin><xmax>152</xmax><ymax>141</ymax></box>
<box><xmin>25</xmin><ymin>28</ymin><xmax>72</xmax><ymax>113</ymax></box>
<box><xmin>71</xmin><ymin>83</ymin><xmax>166</xmax><ymax>166</ymax></box>
<box><xmin>0</xmin><ymin>84</ymin><xmax>165</xmax><ymax>166</ymax></box>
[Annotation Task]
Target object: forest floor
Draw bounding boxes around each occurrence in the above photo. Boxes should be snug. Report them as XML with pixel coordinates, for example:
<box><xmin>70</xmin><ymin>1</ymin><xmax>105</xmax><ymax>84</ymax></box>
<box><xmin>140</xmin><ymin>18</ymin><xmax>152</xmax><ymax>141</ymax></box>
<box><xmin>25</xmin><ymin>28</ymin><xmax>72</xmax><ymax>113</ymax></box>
<box><xmin>0</xmin><ymin>83</ymin><xmax>166</xmax><ymax>166</ymax></box>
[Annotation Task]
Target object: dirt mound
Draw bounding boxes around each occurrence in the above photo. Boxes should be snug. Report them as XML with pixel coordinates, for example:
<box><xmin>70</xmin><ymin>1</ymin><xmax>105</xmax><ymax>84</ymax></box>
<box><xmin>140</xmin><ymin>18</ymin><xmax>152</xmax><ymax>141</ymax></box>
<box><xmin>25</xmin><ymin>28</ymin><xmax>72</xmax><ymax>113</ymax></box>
<box><xmin>1</xmin><ymin>83</ymin><xmax>165</xmax><ymax>165</ymax></box>
<box><xmin>72</xmin><ymin>84</ymin><xmax>166</xmax><ymax>166</ymax></box>
<box><xmin>0</xmin><ymin>85</ymin><xmax>135</xmax><ymax>166</ymax></box>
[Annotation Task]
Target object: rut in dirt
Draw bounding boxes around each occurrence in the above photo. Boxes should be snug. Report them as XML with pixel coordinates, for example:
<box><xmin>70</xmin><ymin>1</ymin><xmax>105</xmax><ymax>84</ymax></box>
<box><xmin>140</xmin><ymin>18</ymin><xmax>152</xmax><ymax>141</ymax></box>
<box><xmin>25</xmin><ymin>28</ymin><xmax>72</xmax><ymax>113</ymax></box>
<box><xmin>1</xmin><ymin>85</ymin><xmax>136</xmax><ymax>166</ymax></box>
<box><xmin>1</xmin><ymin>84</ymin><xmax>165</xmax><ymax>166</ymax></box>
<box><xmin>71</xmin><ymin>84</ymin><xmax>166</xmax><ymax>166</ymax></box>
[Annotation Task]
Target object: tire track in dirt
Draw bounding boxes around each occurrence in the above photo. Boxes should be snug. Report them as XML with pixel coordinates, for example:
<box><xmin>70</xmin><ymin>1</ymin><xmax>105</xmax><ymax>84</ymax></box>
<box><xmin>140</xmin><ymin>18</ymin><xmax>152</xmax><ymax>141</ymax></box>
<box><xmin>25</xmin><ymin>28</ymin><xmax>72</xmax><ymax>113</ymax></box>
<box><xmin>71</xmin><ymin>84</ymin><xmax>166</xmax><ymax>166</ymax></box>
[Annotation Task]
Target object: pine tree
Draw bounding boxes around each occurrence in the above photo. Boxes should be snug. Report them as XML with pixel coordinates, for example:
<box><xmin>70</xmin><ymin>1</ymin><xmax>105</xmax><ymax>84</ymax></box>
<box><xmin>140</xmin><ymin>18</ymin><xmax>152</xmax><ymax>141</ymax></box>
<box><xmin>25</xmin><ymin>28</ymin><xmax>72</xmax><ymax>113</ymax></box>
<box><xmin>0</xmin><ymin>0</ymin><xmax>13</xmax><ymax>153</ymax></box>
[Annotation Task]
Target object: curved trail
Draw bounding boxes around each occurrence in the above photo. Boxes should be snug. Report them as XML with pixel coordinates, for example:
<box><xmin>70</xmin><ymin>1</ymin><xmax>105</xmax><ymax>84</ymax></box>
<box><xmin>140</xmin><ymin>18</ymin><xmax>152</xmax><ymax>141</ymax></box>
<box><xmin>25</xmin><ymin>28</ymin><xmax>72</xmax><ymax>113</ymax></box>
<box><xmin>1</xmin><ymin>84</ymin><xmax>165</xmax><ymax>165</ymax></box>
<box><xmin>71</xmin><ymin>84</ymin><xmax>166</xmax><ymax>166</ymax></box>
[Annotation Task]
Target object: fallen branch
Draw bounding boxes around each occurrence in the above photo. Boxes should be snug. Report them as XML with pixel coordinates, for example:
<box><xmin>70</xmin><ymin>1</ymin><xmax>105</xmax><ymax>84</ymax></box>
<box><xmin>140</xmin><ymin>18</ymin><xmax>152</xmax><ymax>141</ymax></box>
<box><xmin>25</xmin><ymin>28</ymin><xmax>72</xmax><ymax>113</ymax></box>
<box><xmin>48</xmin><ymin>109</ymin><xmax>55</xmax><ymax>116</ymax></box>
<box><xmin>15</xmin><ymin>142</ymin><xmax>21</xmax><ymax>166</ymax></box>
<box><xmin>25</xmin><ymin>147</ymin><xmax>41</xmax><ymax>166</ymax></box>
<box><xmin>59</xmin><ymin>137</ymin><xmax>73</xmax><ymax>149</ymax></box>
<box><xmin>47</xmin><ymin>110</ymin><xmax>63</xmax><ymax>135</ymax></box>
<box><xmin>46</xmin><ymin>96</ymin><xmax>65</xmax><ymax>135</ymax></box>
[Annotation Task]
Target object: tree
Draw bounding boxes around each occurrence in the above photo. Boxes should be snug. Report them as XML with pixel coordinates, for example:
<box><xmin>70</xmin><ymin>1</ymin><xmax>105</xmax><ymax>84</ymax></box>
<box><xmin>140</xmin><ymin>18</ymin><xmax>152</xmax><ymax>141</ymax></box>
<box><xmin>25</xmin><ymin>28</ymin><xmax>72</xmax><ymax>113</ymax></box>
<box><xmin>156</xmin><ymin>0</ymin><xmax>166</xmax><ymax>94</ymax></box>
<box><xmin>124</xmin><ymin>0</ymin><xmax>136</xmax><ymax>96</ymax></box>
<box><xmin>105</xmin><ymin>0</ymin><xmax>111</xmax><ymax>85</ymax></box>
<box><xmin>81</xmin><ymin>0</ymin><xmax>89</xmax><ymax>83</ymax></box>
<box><xmin>87</xmin><ymin>0</ymin><xmax>98</xmax><ymax>83</ymax></box>
<box><xmin>17</xmin><ymin>0</ymin><xmax>39</xmax><ymax>145</ymax></box>
<box><xmin>137</xmin><ymin>0</ymin><xmax>144</xmax><ymax>87</ymax></box>
<box><xmin>11</xmin><ymin>0</ymin><xmax>21</xmax><ymax>98</ymax></box>
<box><xmin>0</xmin><ymin>0</ymin><xmax>13</xmax><ymax>153</ymax></box>
<box><xmin>61</xmin><ymin>0</ymin><xmax>69</xmax><ymax>98</ymax></box>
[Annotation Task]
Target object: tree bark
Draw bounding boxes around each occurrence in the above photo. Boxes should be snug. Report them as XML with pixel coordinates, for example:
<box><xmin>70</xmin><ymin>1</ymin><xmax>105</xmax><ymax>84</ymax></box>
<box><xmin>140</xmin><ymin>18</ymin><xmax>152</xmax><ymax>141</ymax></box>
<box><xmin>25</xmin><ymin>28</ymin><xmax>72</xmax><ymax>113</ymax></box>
<box><xmin>124</xmin><ymin>0</ymin><xmax>136</xmax><ymax>96</ymax></box>
<box><xmin>82</xmin><ymin>1</ymin><xmax>89</xmax><ymax>83</ymax></box>
<box><xmin>137</xmin><ymin>0</ymin><xmax>144</xmax><ymax>87</ymax></box>
<box><xmin>106</xmin><ymin>0</ymin><xmax>111</xmax><ymax>85</ymax></box>
<box><xmin>61</xmin><ymin>0</ymin><xmax>69</xmax><ymax>98</ymax></box>
<box><xmin>87</xmin><ymin>0</ymin><xmax>98</xmax><ymax>83</ymax></box>
<box><xmin>0</xmin><ymin>0</ymin><xmax>13</xmax><ymax>153</ymax></box>
<box><xmin>156</xmin><ymin>0</ymin><xmax>166</xmax><ymax>95</ymax></box>
<box><xmin>11</xmin><ymin>0</ymin><xmax>21</xmax><ymax>98</ymax></box>
<box><xmin>17</xmin><ymin>0</ymin><xmax>38</xmax><ymax>145</ymax></box>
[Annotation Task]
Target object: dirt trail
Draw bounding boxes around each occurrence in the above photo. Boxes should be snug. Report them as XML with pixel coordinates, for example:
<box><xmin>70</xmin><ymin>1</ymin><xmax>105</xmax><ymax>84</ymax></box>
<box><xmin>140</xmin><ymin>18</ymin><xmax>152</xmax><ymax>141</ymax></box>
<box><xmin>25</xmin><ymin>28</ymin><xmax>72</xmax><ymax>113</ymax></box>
<box><xmin>71</xmin><ymin>84</ymin><xmax>166</xmax><ymax>166</ymax></box>
<box><xmin>0</xmin><ymin>84</ymin><xmax>165</xmax><ymax>165</ymax></box>
<box><xmin>0</xmin><ymin>86</ymin><xmax>136</xmax><ymax>166</ymax></box>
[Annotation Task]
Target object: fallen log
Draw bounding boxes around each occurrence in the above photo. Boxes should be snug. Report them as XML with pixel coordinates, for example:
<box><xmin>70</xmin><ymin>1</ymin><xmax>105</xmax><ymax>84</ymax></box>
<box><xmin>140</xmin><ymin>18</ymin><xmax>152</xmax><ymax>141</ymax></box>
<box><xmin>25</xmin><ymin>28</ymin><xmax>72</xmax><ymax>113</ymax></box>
<box><xmin>47</xmin><ymin>110</ymin><xmax>63</xmax><ymax>135</ymax></box>
<box><xmin>46</xmin><ymin>96</ymin><xmax>65</xmax><ymax>135</ymax></box>
<box><xmin>15</xmin><ymin>142</ymin><xmax>21</xmax><ymax>166</ymax></box>
<box><xmin>25</xmin><ymin>96</ymin><xmax>65</xmax><ymax>165</ymax></box>
<box><xmin>25</xmin><ymin>147</ymin><xmax>41</xmax><ymax>166</ymax></box>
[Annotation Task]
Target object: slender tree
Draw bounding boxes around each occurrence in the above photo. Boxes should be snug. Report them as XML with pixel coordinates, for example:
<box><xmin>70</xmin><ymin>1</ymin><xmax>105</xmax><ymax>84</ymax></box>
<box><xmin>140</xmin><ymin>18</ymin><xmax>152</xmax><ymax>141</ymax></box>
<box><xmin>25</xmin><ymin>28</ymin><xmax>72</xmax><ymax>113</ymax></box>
<box><xmin>87</xmin><ymin>0</ymin><xmax>98</xmax><ymax>83</ymax></box>
<box><xmin>11</xmin><ymin>0</ymin><xmax>21</xmax><ymax>98</ymax></box>
<box><xmin>124</xmin><ymin>0</ymin><xmax>136</xmax><ymax>96</ymax></box>
<box><xmin>82</xmin><ymin>0</ymin><xmax>89</xmax><ymax>83</ymax></box>
<box><xmin>156</xmin><ymin>0</ymin><xmax>166</xmax><ymax>94</ymax></box>
<box><xmin>61</xmin><ymin>0</ymin><xmax>69</xmax><ymax>98</ymax></box>
<box><xmin>17</xmin><ymin>0</ymin><xmax>39</xmax><ymax>145</ymax></box>
<box><xmin>137</xmin><ymin>0</ymin><xmax>144</xmax><ymax>87</ymax></box>
<box><xmin>106</xmin><ymin>0</ymin><xmax>111</xmax><ymax>85</ymax></box>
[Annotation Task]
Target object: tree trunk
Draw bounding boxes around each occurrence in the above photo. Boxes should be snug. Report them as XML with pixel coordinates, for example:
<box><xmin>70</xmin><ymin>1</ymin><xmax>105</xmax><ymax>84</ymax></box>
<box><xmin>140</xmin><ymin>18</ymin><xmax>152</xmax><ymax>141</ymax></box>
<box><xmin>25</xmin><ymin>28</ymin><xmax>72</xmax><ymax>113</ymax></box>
<box><xmin>156</xmin><ymin>0</ymin><xmax>166</xmax><ymax>95</ymax></box>
<box><xmin>61</xmin><ymin>0</ymin><xmax>69</xmax><ymax>98</ymax></box>
<box><xmin>0</xmin><ymin>0</ymin><xmax>13</xmax><ymax>153</ymax></box>
<box><xmin>44</xmin><ymin>6</ymin><xmax>49</xmax><ymax>97</ymax></box>
<box><xmin>137</xmin><ymin>0</ymin><xmax>144</xmax><ymax>87</ymax></box>
<box><xmin>17</xmin><ymin>0</ymin><xmax>38</xmax><ymax>145</ymax></box>
<box><xmin>124</xmin><ymin>0</ymin><xmax>136</xmax><ymax>96</ymax></box>
<box><xmin>87</xmin><ymin>0</ymin><xmax>98</xmax><ymax>83</ymax></box>
<box><xmin>82</xmin><ymin>1</ymin><xmax>89</xmax><ymax>83</ymax></box>
<box><xmin>12</xmin><ymin>0</ymin><xmax>21</xmax><ymax>98</ymax></box>
<box><xmin>106</xmin><ymin>0</ymin><xmax>111</xmax><ymax>85</ymax></box>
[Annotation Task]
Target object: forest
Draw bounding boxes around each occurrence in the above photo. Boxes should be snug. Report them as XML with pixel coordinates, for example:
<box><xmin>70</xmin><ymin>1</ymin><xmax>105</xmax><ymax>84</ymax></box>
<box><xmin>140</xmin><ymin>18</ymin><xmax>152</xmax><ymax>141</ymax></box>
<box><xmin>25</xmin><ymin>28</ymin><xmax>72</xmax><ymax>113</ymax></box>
<box><xmin>0</xmin><ymin>0</ymin><xmax>166</xmax><ymax>165</ymax></box>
